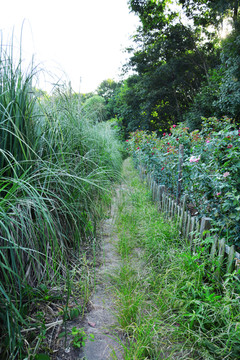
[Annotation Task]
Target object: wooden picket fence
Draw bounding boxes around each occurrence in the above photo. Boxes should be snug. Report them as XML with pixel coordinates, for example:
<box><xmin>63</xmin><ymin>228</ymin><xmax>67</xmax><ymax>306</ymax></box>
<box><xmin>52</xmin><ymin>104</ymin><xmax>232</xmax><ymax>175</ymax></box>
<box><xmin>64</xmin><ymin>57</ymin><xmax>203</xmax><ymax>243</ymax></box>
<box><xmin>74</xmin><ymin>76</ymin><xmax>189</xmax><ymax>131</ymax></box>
<box><xmin>138</xmin><ymin>165</ymin><xmax>240</xmax><ymax>278</ymax></box>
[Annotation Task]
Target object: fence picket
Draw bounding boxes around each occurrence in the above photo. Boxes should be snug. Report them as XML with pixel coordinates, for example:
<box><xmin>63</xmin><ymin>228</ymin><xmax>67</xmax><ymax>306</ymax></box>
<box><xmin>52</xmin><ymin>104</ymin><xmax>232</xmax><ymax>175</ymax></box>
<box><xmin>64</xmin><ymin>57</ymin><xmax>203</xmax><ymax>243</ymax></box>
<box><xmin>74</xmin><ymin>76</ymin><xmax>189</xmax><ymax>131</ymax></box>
<box><xmin>189</xmin><ymin>216</ymin><xmax>195</xmax><ymax>248</ymax></box>
<box><xmin>226</xmin><ymin>245</ymin><xmax>235</xmax><ymax>274</ymax></box>
<box><xmin>210</xmin><ymin>236</ymin><xmax>218</xmax><ymax>260</ymax></box>
<box><xmin>186</xmin><ymin>213</ymin><xmax>191</xmax><ymax>240</ymax></box>
<box><xmin>200</xmin><ymin>217</ymin><xmax>212</xmax><ymax>238</ymax></box>
<box><xmin>216</xmin><ymin>238</ymin><xmax>226</xmax><ymax>279</ymax></box>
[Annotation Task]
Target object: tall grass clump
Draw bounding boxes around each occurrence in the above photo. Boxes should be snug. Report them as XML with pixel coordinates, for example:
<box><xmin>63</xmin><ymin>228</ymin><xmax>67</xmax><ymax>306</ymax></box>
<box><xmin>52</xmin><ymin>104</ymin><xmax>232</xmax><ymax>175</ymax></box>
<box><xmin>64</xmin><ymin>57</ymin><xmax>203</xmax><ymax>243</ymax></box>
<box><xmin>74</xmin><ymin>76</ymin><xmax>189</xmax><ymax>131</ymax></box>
<box><xmin>0</xmin><ymin>40</ymin><xmax>123</xmax><ymax>358</ymax></box>
<box><xmin>0</xmin><ymin>40</ymin><xmax>38</xmax><ymax>176</ymax></box>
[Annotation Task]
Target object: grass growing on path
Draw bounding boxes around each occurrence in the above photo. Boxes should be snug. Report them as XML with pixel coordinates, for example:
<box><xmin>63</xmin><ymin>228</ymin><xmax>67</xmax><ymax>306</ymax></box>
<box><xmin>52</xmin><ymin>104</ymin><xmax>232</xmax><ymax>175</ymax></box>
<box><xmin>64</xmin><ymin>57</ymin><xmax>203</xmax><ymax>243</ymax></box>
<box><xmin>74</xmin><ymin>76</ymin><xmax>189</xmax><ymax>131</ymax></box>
<box><xmin>111</xmin><ymin>158</ymin><xmax>240</xmax><ymax>360</ymax></box>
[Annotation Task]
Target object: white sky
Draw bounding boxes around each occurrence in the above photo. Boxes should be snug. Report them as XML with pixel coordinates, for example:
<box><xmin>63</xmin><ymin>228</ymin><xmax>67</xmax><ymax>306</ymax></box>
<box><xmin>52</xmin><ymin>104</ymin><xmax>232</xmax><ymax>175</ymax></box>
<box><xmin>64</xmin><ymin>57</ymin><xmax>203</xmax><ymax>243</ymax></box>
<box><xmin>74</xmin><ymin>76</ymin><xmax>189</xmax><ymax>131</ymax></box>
<box><xmin>0</xmin><ymin>0</ymin><xmax>139</xmax><ymax>94</ymax></box>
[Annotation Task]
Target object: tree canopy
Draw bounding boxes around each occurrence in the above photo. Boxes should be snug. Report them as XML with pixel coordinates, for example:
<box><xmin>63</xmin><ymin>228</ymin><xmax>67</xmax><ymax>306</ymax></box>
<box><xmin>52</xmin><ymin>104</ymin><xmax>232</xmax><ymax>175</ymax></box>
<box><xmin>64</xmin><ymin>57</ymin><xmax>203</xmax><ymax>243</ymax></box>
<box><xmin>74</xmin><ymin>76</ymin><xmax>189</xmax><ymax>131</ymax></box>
<box><xmin>85</xmin><ymin>0</ymin><xmax>240</xmax><ymax>136</ymax></box>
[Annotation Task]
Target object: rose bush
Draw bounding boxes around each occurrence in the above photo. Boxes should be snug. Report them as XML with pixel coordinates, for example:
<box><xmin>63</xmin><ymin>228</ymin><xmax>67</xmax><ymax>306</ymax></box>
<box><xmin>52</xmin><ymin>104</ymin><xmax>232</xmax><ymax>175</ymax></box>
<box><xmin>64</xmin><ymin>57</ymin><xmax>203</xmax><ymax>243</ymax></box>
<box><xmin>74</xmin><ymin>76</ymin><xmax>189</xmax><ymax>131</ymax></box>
<box><xmin>127</xmin><ymin>117</ymin><xmax>240</xmax><ymax>248</ymax></box>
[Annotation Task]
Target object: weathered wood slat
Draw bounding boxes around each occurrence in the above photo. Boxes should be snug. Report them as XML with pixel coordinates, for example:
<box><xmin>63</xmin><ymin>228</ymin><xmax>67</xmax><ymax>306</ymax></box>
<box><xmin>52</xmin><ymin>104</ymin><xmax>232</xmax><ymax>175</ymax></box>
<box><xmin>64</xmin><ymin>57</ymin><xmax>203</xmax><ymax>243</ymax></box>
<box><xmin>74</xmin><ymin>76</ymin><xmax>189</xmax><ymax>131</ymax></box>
<box><xmin>177</xmin><ymin>205</ymin><xmax>180</xmax><ymax>223</ymax></box>
<box><xmin>226</xmin><ymin>245</ymin><xmax>235</xmax><ymax>274</ymax></box>
<box><xmin>168</xmin><ymin>197</ymin><xmax>171</xmax><ymax>215</ymax></box>
<box><xmin>216</xmin><ymin>238</ymin><xmax>226</xmax><ymax>279</ymax></box>
<box><xmin>193</xmin><ymin>220</ymin><xmax>200</xmax><ymax>253</ymax></box>
<box><xmin>171</xmin><ymin>200</ymin><xmax>174</xmax><ymax>219</ymax></box>
<box><xmin>200</xmin><ymin>217</ymin><xmax>212</xmax><ymax>238</ymax></box>
<box><xmin>179</xmin><ymin>195</ymin><xmax>187</xmax><ymax>230</ymax></box>
<box><xmin>210</xmin><ymin>236</ymin><xmax>218</xmax><ymax>260</ymax></box>
<box><xmin>189</xmin><ymin>216</ymin><xmax>195</xmax><ymax>248</ymax></box>
<box><xmin>186</xmin><ymin>213</ymin><xmax>191</xmax><ymax>240</ymax></box>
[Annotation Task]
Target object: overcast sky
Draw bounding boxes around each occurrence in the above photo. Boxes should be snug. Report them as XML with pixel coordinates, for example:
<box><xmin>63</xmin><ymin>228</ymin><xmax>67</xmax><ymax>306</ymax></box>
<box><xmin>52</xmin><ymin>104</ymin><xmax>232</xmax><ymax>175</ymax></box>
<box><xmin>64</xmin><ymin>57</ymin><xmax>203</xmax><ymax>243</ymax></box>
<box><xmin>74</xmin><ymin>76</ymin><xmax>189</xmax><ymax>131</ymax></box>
<box><xmin>0</xmin><ymin>0</ymin><xmax>139</xmax><ymax>93</ymax></box>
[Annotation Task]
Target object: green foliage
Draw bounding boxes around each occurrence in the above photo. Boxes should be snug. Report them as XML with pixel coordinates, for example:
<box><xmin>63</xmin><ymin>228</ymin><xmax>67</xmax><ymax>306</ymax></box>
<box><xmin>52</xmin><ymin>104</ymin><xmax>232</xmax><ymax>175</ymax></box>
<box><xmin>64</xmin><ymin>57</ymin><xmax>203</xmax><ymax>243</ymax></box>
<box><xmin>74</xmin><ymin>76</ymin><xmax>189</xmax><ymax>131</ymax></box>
<box><xmin>0</xmin><ymin>40</ymin><xmax>37</xmax><ymax>177</ymax></box>
<box><xmin>215</xmin><ymin>28</ymin><xmax>240</xmax><ymax>120</ymax></box>
<box><xmin>123</xmin><ymin>2</ymin><xmax>220</xmax><ymax>132</ymax></box>
<box><xmin>129</xmin><ymin>0</ymin><xmax>175</xmax><ymax>32</ymax></box>
<box><xmin>70</xmin><ymin>327</ymin><xmax>94</xmax><ymax>348</ymax></box>
<box><xmin>34</xmin><ymin>354</ymin><xmax>51</xmax><ymax>360</ymax></box>
<box><xmin>179</xmin><ymin>0</ymin><xmax>240</xmax><ymax>27</ymax></box>
<box><xmin>113</xmin><ymin>76</ymin><xmax>146</xmax><ymax>133</ymax></box>
<box><xmin>97</xmin><ymin>79</ymin><xmax>118</xmax><ymax>119</ymax></box>
<box><xmin>127</xmin><ymin>117</ymin><xmax>240</xmax><ymax>247</ymax></box>
<box><xmin>0</xmin><ymin>42</ymin><xmax>123</xmax><ymax>358</ymax></box>
<box><xmin>113</xmin><ymin>159</ymin><xmax>240</xmax><ymax>359</ymax></box>
<box><xmin>82</xmin><ymin>95</ymin><xmax>106</xmax><ymax>122</ymax></box>
<box><xmin>185</xmin><ymin>68</ymin><xmax>224</xmax><ymax>130</ymax></box>
<box><xmin>123</xmin><ymin>0</ymin><xmax>240</xmax><ymax>134</ymax></box>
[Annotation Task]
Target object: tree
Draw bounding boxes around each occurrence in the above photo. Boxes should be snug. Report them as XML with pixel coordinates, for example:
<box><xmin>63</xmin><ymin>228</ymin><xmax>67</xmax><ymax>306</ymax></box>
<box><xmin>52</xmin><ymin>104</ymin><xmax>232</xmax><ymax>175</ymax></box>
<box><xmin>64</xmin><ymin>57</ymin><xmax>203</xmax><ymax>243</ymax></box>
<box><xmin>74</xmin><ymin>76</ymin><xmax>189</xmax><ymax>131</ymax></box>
<box><xmin>97</xmin><ymin>79</ymin><xmax>118</xmax><ymax>119</ymax></box>
<box><xmin>214</xmin><ymin>26</ymin><xmax>240</xmax><ymax>121</ymax></box>
<box><xmin>123</xmin><ymin>0</ymin><xmax>222</xmax><ymax>133</ymax></box>
<box><xmin>125</xmin><ymin>16</ymin><xmax>219</xmax><ymax>131</ymax></box>
<box><xmin>179</xmin><ymin>0</ymin><xmax>239</xmax><ymax>27</ymax></box>
<box><xmin>129</xmin><ymin>0</ymin><xmax>176</xmax><ymax>32</ymax></box>
<box><xmin>113</xmin><ymin>76</ymin><xmax>145</xmax><ymax>133</ymax></box>
<box><xmin>97</xmin><ymin>79</ymin><xmax>117</xmax><ymax>101</ymax></box>
<box><xmin>82</xmin><ymin>95</ymin><xmax>106</xmax><ymax>123</ymax></box>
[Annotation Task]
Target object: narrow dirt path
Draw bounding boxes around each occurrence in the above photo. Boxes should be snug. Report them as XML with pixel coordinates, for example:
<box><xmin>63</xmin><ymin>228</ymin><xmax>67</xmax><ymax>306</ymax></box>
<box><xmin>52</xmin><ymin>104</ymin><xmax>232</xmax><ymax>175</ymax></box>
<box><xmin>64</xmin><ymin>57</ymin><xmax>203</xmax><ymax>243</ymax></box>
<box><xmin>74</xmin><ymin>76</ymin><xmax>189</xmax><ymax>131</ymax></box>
<box><xmin>77</xmin><ymin>185</ymin><xmax>126</xmax><ymax>360</ymax></box>
<box><xmin>54</xmin><ymin>185</ymin><xmax>125</xmax><ymax>360</ymax></box>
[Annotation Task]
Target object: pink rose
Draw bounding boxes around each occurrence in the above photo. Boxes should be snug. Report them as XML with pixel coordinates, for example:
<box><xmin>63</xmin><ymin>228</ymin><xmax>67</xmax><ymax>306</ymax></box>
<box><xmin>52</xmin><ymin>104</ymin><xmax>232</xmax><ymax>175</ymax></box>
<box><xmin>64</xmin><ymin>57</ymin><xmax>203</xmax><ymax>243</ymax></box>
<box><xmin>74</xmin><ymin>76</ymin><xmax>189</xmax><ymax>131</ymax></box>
<box><xmin>189</xmin><ymin>155</ymin><xmax>201</xmax><ymax>163</ymax></box>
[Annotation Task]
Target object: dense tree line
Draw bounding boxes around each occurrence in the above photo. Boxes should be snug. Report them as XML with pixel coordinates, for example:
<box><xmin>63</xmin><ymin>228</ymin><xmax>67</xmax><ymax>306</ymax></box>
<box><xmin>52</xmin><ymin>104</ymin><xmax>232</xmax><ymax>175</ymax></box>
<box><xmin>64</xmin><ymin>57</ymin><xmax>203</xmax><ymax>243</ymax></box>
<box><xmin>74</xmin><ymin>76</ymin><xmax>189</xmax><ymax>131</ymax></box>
<box><xmin>83</xmin><ymin>0</ymin><xmax>240</xmax><ymax>136</ymax></box>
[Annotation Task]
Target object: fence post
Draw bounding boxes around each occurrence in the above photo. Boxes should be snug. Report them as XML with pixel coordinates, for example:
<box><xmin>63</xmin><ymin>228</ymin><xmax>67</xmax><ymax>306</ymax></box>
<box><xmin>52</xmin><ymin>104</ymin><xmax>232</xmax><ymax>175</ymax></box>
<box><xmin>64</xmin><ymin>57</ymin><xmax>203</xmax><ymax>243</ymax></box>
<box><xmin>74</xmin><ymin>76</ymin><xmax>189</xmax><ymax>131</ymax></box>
<box><xmin>161</xmin><ymin>185</ymin><xmax>166</xmax><ymax>211</ymax></box>
<box><xmin>179</xmin><ymin>194</ymin><xmax>187</xmax><ymax>230</ymax></box>
<box><xmin>226</xmin><ymin>245</ymin><xmax>236</xmax><ymax>274</ymax></box>
<box><xmin>200</xmin><ymin>217</ymin><xmax>212</xmax><ymax>238</ymax></box>
<box><xmin>177</xmin><ymin>144</ymin><xmax>184</xmax><ymax>204</ymax></box>
<box><xmin>186</xmin><ymin>213</ymin><xmax>191</xmax><ymax>240</ymax></box>
<box><xmin>216</xmin><ymin>238</ymin><xmax>226</xmax><ymax>279</ymax></box>
<box><xmin>189</xmin><ymin>216</ymin><xmax>195</xmax><ymax>249</ymax></box>
<box><xmin>210</xmin><ymin>236</ymin><xmax>218</xmax><ymax>260</ymax></box>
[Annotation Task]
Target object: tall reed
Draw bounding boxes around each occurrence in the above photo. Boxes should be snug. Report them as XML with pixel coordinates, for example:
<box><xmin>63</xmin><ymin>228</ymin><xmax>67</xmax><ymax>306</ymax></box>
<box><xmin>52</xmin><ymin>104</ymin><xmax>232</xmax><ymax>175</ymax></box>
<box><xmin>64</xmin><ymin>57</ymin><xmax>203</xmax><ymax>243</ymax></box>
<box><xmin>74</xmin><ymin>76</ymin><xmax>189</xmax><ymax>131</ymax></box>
<box><xmin>0</xmin><ymin>42</ymin><xmax>123</xmax><ymax>358</ymax></box>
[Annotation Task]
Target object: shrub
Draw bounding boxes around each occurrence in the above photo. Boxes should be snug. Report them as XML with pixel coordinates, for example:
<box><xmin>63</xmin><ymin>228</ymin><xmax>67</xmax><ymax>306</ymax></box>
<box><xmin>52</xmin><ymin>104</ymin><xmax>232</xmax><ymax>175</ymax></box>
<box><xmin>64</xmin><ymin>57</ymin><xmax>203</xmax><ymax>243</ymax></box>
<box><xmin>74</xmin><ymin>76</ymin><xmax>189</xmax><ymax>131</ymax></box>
<box><xmin>128</xmin><ymin>117</ymin><xmax>240</xmax><ymax>248</ymax></box>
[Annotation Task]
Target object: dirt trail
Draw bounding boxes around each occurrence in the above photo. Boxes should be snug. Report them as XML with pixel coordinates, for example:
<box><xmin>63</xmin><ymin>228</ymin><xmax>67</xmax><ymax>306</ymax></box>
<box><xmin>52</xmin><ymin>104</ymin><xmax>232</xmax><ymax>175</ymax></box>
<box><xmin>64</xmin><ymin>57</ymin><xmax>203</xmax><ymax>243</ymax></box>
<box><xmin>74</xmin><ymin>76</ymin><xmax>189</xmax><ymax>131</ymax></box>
<box><xmin>55</xmin><ymin>185</ymin><xmax>125</xmax><ymax>360</ymax></box>
<box><xmin>79</xmin><ymin>186</ymin><xmax>124</xmax><ymax>360</ymax></box>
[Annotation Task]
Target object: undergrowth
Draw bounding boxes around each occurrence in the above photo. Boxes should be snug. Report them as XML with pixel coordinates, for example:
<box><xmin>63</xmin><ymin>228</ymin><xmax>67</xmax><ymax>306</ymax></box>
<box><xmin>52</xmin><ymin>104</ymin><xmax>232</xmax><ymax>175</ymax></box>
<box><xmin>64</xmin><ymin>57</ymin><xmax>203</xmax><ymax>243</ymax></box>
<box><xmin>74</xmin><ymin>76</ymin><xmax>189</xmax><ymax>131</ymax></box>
<box><xmin>111</xmin><ymin>158</ymin><xmax>240</xmax><ymax>360</ymax></box>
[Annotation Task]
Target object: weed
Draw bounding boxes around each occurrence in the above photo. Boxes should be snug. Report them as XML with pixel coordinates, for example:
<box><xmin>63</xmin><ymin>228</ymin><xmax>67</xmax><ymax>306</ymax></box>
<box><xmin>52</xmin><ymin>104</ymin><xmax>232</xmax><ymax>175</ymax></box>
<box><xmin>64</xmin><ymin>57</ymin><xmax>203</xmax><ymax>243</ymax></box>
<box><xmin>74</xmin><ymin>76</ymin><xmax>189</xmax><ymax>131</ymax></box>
<box><xmin>70</xmin><ymin>327</ymin><xmax>94</xmax><ymax>348</ymax></box>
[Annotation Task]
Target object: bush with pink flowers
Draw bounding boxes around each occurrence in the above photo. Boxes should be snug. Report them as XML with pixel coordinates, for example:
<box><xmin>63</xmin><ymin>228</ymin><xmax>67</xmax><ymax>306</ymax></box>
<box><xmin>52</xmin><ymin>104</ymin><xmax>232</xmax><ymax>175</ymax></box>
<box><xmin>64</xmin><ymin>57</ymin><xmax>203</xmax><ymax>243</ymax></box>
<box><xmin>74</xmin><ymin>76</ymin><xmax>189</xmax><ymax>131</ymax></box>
<box><xmin>127</xmin><ymin>117</ymin><xmax>240</xmax><ymax>247</ymax></box>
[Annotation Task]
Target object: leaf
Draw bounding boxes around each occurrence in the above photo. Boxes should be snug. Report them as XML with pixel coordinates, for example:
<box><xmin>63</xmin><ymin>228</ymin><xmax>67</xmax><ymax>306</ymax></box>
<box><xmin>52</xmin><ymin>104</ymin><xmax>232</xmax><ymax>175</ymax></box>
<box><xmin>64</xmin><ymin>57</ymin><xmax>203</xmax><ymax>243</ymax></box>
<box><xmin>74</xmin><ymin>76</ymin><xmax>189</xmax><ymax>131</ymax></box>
<box><xmin>89</xmin><ymin>334</ymin><xmax>95</xmax><ymax>341</ymax></box>
<box><xmin>70</xmin><ymin>308</ymin><xmax>81</xmax><ymax>319</ymax></box>
<box><xmin>34</xmin><ymin>354</ymin><xmax>51</xmax><ymax>360</ymax></box>
<box><xmin>58</xmin><ymin>331</ymin><xmax>67</xmax><ymax>339</ymax></box>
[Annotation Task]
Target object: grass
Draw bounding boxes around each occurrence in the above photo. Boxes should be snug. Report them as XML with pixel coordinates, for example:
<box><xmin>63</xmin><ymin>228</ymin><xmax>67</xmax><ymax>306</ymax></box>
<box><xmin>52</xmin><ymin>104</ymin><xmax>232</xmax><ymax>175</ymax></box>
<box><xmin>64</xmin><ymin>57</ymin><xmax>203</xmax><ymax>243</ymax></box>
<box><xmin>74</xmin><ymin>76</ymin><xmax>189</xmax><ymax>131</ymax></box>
<box><xmin>0</xmin><ymin>40</ymin><xmax>123</xmax><ymax>359</ymax></box>
<box><xmin>111</xmin><ymin>158</ymin><xmax>240</xmax><ymax>360</ymax></box>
